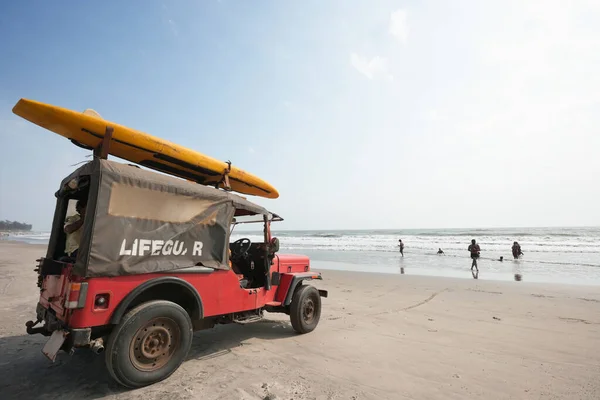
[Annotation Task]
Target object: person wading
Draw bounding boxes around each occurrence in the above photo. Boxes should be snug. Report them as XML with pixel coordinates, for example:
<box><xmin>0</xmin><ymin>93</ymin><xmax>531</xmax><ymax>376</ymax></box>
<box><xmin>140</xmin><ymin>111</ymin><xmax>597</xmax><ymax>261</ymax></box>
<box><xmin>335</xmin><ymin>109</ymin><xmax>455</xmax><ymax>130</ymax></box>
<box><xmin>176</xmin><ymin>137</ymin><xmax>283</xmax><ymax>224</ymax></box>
<box><xmin>468</xmin><ymin>239</ymin><xmax>480</xmax><ymax>271</ymax></box>
<box><xmin>512</xmin><ymin>241</ymin><xmax>523</xmax><ymax>259</ymax></box>
<box><xmin>398</xmin><ymin>239</ymin><xmax>404</xmax><ymax>257</ymax></box>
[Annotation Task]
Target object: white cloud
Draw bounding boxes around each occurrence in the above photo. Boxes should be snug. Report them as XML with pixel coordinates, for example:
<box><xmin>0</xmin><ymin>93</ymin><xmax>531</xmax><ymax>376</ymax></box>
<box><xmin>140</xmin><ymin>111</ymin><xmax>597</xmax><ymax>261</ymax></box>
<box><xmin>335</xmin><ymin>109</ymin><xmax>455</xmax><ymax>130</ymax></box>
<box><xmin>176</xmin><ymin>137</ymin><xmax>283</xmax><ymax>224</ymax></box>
<box><xmin>248</xmin><ymin>147</ymin><xmax>255</xmax><ymax>153</ymax></box>
<box><xmin>426</xmin><ymin>109</ymin><xmax>447</xmax><ymax>122</ymax></box>
<box><xmin>389</xmin><ymin>9</ymin><xmax>409</xmax><ymax>44</ymax></box>
<box><xmin>168</xmin><ymin>19</ymin><xmax>178</xmax><ymax>36</ymax></box>
<box><xmin>350</xmin><ymin>53</ymin><xmax>393</xmax><ymax>80</ymax></box>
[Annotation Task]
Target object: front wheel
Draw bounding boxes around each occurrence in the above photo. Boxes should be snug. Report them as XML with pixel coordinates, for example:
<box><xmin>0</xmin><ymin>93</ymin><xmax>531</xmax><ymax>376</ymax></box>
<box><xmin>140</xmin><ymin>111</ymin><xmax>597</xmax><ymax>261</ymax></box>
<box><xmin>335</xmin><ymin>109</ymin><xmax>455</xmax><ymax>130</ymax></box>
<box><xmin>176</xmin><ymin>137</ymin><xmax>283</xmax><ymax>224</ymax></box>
<box><xmin>290</xmin><ymin>285</ymin><xmax>322</xmax><ymax>334</ymax></box>
<box><xmin>105</xmin><ymin>300</ymin><xmax>193</xmax><ymax>388</ymax></box>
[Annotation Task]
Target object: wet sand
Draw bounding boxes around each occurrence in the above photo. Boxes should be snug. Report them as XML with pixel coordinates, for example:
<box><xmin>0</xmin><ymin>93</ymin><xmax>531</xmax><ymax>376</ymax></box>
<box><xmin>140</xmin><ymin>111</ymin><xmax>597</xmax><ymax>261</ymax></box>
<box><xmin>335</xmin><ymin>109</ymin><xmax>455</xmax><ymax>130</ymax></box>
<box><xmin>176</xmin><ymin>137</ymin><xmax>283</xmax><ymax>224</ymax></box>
<box><xmin>1</xmin><ymin>241</ymin><xmax>599</xmax><ymax>399</ymax></box>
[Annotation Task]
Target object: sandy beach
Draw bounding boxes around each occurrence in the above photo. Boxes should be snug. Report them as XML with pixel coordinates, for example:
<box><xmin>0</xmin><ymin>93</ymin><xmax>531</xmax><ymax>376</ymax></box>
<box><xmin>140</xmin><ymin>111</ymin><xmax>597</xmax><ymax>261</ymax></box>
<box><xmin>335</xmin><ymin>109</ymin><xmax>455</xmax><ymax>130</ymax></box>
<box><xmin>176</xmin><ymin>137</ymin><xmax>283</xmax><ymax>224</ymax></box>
<box><xmin>1</xmin><ymin>240</ymin><xmax>599</xmax><ymax>400</ymax></box>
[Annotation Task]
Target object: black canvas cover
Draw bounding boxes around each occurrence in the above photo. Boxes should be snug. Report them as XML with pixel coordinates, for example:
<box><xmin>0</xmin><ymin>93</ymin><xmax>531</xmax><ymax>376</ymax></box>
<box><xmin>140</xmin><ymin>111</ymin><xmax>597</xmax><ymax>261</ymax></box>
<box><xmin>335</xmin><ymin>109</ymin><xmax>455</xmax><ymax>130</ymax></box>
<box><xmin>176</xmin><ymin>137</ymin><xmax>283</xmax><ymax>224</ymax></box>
<box><xmin>65</xmin><ymin>159</ymin><xmax>268</xmax><ymax>277</ymax></box>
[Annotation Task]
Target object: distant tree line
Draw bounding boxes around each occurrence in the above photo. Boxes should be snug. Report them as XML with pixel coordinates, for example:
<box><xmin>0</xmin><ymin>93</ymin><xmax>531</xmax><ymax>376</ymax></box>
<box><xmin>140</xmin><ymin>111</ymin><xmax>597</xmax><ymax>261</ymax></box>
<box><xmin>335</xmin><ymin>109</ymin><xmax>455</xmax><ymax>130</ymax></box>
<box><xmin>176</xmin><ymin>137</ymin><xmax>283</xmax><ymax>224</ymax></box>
<box><xmin>0</xmin><ymin>220</ymin><xmax>33</xmax><ymax>231</ymax></box>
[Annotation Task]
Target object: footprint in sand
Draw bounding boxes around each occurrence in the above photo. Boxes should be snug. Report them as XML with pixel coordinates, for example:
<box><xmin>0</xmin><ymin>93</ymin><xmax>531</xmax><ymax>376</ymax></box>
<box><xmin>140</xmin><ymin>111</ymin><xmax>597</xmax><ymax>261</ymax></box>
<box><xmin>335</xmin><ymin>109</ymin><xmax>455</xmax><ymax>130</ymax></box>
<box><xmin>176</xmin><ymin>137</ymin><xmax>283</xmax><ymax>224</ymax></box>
<box><xmin>531</xmin><ymin>294</ymin><xmax>556</xmax><ymax>299</ymax></box>
<box><xmin>578</xmin><ymin>297</ymin><xmax>600</xmax><ymax>303</ymax></box>
<box><xmin>559</xmin><ymin>317</ymin><xmax>596</xmax><ymax>324</ymax></box>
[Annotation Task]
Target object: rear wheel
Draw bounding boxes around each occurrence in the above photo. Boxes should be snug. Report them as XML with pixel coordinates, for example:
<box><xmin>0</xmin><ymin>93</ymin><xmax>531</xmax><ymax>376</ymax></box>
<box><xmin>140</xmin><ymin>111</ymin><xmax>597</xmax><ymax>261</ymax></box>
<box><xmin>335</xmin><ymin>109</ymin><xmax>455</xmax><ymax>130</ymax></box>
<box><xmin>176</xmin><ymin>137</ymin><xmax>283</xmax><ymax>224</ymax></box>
<box><xmin>105</xmin><ymin>300</ymin><xmax>193</xmax><ymax>388</ymax></box>
<box><xmin>290</xmin><ymin>285</ymin><xmax>321</xmax><ymax>334</ymax></box>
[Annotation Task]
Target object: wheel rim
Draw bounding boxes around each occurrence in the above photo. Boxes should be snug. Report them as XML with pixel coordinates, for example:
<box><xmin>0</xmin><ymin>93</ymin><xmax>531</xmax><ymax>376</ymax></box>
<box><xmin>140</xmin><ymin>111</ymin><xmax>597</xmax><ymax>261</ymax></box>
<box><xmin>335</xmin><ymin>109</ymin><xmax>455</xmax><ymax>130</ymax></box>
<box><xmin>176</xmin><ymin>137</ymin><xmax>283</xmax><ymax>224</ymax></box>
<box><xmin>130</xmin><ymin>317</ymin><xmax>180</xmax><ymax>372</ymax></box>
<box><xmin>302</xmin><ymin>297</ymin><xmax>316</xmax><ymax>324</ymax></box>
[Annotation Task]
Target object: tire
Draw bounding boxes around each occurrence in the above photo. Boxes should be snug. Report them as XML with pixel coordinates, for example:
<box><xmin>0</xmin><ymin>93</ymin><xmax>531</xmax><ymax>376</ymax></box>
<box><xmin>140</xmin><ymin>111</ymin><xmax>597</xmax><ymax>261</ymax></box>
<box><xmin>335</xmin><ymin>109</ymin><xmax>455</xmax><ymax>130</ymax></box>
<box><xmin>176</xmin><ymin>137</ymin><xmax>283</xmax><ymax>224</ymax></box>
<box><xmin>105</xmin><ymin>300</ymin><xmax>193</xmax><ymax>388</ymax></box>
<box><xmin>290</xmin><ymin>284</ymin><xmax>321</xmax><ymax>334</ymax></box>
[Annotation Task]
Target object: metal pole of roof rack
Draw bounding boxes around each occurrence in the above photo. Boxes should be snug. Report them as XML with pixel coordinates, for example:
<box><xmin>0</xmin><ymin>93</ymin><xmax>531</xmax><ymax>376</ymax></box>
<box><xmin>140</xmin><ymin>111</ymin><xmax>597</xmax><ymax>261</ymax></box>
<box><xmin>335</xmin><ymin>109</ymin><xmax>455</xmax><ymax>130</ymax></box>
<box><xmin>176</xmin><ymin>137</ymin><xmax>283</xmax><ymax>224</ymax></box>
<box><xmin>216</xmin><ymin>160</ymin><xmax>232</xmax><ymax>191</ymax></box>
<box><xmin>93</xmin><ymin>126</ymin><xmax>114</xmax><ymax>160</ymax></box>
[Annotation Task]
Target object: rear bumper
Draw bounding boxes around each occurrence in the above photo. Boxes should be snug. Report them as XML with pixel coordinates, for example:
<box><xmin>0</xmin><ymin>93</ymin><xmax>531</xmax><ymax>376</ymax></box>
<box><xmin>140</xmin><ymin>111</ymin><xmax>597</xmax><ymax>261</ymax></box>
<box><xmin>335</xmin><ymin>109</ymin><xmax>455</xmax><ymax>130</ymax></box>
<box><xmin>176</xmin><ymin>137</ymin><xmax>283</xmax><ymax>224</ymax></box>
<box><xmin>26</xmin><ymin>302</ymin><xmax>92</xmax><ymax>348</ymax></box>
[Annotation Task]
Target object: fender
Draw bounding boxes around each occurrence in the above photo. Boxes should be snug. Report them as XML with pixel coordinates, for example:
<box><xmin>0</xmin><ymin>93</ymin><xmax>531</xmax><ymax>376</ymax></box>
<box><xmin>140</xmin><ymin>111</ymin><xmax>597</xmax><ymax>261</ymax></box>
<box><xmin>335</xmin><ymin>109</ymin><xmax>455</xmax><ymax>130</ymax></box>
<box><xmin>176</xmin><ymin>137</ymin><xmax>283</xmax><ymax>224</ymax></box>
<box><xmin>281</xmin><ymin>272</ymin><xmax>327</xmax><ymax>306</ymax></box>
<box><xmin>109</xmin><ymin>277</ymin><xmax>203</xmax><ymax>324</ymax></box>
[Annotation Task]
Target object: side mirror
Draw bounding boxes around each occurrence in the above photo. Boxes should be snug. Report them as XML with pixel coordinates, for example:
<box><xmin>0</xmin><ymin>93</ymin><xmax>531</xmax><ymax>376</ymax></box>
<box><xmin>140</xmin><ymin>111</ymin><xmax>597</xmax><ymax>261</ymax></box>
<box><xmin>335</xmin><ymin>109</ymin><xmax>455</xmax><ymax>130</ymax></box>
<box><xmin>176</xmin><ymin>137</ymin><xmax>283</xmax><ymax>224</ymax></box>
<box><xmin>269</xmin><ymin>237</ymin><xmax>280</xmax><ymax>253</ymax></box>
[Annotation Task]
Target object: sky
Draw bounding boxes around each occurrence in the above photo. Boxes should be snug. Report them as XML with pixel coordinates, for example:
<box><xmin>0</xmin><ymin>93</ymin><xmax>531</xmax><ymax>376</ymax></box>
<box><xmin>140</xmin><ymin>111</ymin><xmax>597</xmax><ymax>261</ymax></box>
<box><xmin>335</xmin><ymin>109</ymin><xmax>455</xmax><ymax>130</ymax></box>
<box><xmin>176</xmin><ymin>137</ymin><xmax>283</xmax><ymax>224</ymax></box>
<box><xmin>1</xmin><ymin>0</ymin><xmax>599</xmax><ymax>231</ymax></box>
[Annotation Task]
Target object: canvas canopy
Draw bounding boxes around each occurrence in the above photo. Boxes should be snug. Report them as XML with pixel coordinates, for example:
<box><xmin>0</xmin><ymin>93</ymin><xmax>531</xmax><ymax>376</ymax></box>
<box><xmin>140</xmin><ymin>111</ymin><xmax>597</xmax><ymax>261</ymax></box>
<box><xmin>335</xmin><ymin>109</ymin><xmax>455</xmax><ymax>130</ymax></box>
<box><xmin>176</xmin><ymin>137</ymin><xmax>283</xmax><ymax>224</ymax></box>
<box><xmin>55</xmin><ymin>159</ymin><xmax>269</xmax><ymax>277</ymax></box>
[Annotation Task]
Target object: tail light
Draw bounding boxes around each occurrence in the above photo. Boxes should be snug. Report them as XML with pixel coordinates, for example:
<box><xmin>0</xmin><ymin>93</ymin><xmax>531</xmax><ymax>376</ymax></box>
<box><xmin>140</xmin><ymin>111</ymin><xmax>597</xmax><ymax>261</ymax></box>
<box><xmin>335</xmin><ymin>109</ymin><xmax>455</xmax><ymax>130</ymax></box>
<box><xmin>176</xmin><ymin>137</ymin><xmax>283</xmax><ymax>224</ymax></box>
<box><xmin>65</xmin><ymin>282</ymin><xmax>88</xmax><ymax>309</ymax></box>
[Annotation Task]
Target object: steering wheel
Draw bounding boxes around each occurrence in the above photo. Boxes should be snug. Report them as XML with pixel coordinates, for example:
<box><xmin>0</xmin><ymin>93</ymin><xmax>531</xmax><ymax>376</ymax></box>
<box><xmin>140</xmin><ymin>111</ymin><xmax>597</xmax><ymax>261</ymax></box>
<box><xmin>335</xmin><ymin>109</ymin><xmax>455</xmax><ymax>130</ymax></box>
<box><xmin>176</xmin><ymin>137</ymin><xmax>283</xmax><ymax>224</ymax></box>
<box><xmin>231</xmin><ymin>238</ymin><xmax>252</xmax><ymax>258</ymax></box>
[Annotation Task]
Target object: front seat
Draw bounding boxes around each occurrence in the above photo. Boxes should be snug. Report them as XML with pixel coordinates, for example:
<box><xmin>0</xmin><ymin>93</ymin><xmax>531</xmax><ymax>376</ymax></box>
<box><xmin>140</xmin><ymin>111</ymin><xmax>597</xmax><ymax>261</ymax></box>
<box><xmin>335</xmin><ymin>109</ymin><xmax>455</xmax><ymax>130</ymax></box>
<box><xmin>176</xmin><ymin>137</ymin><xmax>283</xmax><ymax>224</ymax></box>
<box><xmin>229</xmin><ymin>249</ymin><xmax>249</xmax><ymax>288</ymax></box>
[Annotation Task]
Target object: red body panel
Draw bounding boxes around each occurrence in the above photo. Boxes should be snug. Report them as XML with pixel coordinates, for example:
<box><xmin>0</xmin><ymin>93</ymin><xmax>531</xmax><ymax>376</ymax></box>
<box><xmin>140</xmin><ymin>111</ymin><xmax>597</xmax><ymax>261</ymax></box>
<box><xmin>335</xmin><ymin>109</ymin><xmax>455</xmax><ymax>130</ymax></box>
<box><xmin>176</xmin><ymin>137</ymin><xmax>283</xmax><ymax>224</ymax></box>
<box><xmin>272</xmin><ymin>253</ymin><xmax>311</xmax><ymax>303</ymax></box>
<box><xmin>59</xmin><ymin>253</ymin><xmax>310</xmax><ymax>329</ymax></box>
<box><xmin>39</xmin><ymin>268</ymin><xmax>73</xmax><ymax>321</ymax></box>
<box><xmin>275</xmin><ymin>274</ymin><xmax>295</xmax><ymax>303</ymax></box>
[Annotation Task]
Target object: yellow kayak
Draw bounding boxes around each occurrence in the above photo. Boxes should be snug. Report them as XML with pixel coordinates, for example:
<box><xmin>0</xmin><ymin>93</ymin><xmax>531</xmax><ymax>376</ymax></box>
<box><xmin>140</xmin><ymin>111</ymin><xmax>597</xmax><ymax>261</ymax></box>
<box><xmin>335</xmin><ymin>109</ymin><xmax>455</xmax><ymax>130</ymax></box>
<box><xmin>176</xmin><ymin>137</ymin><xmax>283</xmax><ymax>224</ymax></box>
<box><xmin>12</xmin><ymin>98</ymin><xmax>279</xmax><ymax>199</ymax></box>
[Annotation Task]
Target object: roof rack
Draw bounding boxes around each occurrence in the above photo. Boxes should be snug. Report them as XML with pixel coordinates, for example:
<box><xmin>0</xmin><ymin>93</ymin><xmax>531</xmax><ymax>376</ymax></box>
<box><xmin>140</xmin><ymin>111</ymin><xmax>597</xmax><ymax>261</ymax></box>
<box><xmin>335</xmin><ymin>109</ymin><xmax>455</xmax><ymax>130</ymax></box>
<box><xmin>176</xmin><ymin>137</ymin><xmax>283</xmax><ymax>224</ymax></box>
<box><xmin>93</xmin><ymin>126</ymin><xmax>114</xmax><ymax>160</ymax></box>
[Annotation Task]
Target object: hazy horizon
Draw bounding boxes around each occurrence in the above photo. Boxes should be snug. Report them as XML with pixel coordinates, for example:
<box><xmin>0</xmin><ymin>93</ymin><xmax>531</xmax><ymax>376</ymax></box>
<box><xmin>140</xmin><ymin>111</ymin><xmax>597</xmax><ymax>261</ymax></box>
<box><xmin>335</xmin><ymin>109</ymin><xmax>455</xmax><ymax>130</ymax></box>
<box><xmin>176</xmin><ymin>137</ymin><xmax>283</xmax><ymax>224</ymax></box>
<box><xmin>2</xmin><ymin>1</ymin><xmax>599</xmax><ymax>231</ymax></box>
<box><xmin>4</xmin><ymin>224</ymin><xmax>600</xmax><ymax>234</ymax></box>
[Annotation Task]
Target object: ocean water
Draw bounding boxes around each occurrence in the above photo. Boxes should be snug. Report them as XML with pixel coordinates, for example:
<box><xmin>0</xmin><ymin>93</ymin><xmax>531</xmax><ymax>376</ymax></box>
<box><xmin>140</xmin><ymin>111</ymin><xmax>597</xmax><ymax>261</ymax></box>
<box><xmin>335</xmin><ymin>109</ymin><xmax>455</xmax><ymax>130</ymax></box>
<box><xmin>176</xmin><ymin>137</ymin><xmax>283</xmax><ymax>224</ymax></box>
<box><xmin>234</xmin><ymin>227</ymin><xmax>600</xmax><ymax>286</ymax></box>
<box><xmin>4</xmin><ymin>227</ymin><xmax>600</xmax><ymax>285</ymax></box>
<box><xmin>1</xmin><ymin>232</ymin><xmax>52</xmax><ymax>245</ymax></box>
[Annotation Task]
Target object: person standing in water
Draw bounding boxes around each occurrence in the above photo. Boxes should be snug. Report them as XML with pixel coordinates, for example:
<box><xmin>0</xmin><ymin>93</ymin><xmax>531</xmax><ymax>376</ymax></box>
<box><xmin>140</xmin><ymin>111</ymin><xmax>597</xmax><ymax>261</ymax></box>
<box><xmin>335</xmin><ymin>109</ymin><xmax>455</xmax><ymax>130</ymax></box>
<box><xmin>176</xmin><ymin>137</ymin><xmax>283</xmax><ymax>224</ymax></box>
<box><xmin>512</xmin><ymin>241</ymin><xmax>523</xmax><ymax>259</ymax></box>
<box><xmin>468</xmin><ymin>239</ymin><xmax>480</xmax><ymax>271</ymax></box>
<box><xmin>398</xmin><ymin>239</ymin><xmax>404</xmax><ymax>256</ymax></box>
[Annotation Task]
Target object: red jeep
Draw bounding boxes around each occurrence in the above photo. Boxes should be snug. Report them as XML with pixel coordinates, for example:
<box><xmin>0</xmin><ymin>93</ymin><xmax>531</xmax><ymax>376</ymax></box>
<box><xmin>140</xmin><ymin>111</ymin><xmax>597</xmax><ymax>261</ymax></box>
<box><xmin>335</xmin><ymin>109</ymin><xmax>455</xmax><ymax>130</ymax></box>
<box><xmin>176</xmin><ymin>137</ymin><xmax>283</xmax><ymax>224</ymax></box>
<box><xmin>25</xmin><ymin>158</ymin><xmax>327</xmax><ymax>388</ymax></box>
